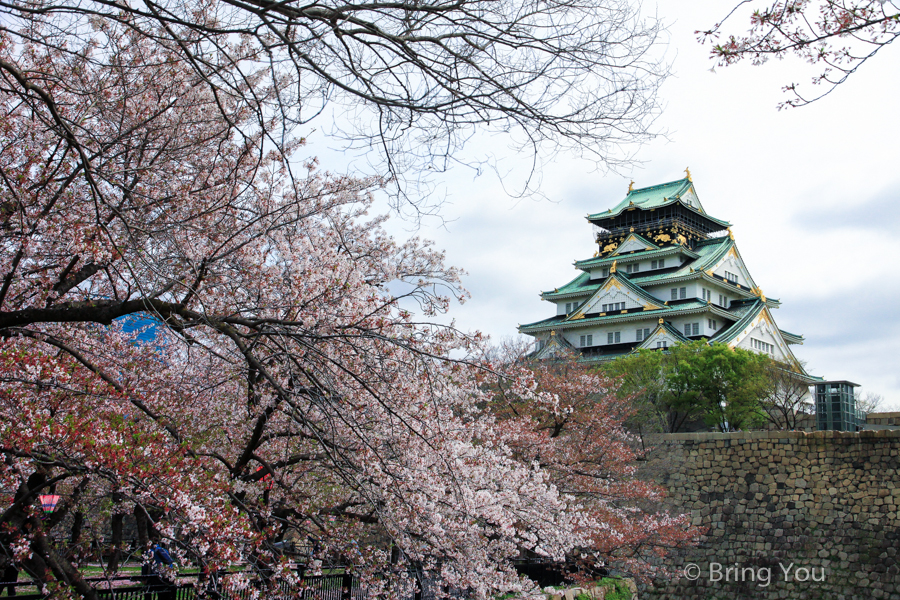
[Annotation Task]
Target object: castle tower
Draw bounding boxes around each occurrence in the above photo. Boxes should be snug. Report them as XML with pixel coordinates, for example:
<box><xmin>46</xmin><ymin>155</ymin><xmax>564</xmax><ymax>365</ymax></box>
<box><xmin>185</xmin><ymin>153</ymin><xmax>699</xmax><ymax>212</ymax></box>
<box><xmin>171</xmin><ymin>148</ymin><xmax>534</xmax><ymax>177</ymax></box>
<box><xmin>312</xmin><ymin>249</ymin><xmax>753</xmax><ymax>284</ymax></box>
<box><xmin>519</xmin><ymin>174</ymin><xmax>812</xmax><ymax>376</ymax></box>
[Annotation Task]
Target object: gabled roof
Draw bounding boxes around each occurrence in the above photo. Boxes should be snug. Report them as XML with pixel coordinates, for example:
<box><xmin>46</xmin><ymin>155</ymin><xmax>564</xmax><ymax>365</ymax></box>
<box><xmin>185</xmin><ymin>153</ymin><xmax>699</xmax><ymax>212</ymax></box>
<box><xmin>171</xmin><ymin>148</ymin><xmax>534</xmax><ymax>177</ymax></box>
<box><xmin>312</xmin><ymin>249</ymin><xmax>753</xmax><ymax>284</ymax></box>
<box><xmin>710</xmin><ymin>298</ymin><xmax>766</xmax><ymax>345</ymax></box>
<box><xmin>610</xmin><ymin>232</ymin><xmax>658</xmax><ymax>255</ymax></box>
<box><xmin>533</xmin><ymin>332</ymin><xmax>577</xmax><ymax>360</ymax></box>
<box><xmin>566</xmin><ymin>272</ymin><xmax>665</xmax><ymax>320</ymax></box>
<box><xmin>589</xmin><ymin>178</ymin><xmax>695</xmax><ymax>217</ymax></box>
<box><xmin>615</xmin><ymin>236</ymin><xmax>727</xmax><ymax>283</ymax></box>
<box><xmin>710</xmin><ymin>300</ymin><xmax>810</xmax><ymax>375</ymax></box>
<box><xmin>636</xmin><ymin>321</ymin><xmax>689</xmax><ymax>350</ymax></box>
<box><xmin>586</xmin><ymin>178</ymin><xmax>730</xmax><ymax>229</ymax></box>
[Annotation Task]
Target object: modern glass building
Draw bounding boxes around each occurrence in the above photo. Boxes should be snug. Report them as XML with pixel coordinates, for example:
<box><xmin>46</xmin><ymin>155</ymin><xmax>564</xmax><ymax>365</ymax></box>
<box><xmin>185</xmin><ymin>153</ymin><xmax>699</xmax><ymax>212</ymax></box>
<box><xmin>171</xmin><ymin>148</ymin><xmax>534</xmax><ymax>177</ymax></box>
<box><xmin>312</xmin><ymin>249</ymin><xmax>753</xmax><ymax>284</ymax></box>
<box><xmin>815</xmin><ymin>381</ymin><xmax>861</xmax><ymax>431</ymax></box>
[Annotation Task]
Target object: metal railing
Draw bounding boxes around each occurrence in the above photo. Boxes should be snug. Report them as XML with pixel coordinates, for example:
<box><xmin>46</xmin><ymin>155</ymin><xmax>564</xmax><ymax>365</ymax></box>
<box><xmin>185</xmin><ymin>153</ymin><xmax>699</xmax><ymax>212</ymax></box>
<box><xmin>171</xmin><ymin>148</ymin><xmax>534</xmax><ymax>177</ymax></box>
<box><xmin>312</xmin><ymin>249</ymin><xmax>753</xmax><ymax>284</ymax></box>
<box><xmin>0</xmin><ymin>570</ymin><xmax>443</xmax><ymax>600</ymax></box>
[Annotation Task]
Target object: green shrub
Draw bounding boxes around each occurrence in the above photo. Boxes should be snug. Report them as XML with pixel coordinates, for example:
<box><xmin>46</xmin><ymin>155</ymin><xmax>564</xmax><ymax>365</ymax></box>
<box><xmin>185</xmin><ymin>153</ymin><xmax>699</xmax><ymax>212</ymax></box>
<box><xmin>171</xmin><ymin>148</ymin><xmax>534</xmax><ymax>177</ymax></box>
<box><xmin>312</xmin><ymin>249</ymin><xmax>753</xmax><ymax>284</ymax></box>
<box><xmin>599</xmin><ymin>577</ymin><xmax>631</xmax><ymax>600</ymax></box>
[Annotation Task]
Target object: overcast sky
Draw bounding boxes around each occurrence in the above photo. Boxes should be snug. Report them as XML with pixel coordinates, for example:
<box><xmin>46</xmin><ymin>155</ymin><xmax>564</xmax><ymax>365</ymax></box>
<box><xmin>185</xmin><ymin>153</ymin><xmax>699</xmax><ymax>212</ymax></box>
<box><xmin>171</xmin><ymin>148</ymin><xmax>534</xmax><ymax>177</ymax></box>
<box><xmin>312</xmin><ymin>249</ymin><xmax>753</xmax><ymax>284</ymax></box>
<box><xmin>308</xmin><ymin>1</ymin><xmax>900</xmax><ymax>409</ymax></box>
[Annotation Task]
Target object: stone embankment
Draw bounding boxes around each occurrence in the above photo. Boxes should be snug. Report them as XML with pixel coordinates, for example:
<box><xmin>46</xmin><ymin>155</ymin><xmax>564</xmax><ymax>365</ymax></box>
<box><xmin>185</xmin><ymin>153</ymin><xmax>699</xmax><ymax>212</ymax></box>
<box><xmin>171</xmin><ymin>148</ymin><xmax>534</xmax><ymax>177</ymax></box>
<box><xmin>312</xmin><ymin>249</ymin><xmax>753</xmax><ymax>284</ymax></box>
<box><xmin>640</xmin><ymin>430</ymin><xmax>900</xmax><ymax>600</ymax></box>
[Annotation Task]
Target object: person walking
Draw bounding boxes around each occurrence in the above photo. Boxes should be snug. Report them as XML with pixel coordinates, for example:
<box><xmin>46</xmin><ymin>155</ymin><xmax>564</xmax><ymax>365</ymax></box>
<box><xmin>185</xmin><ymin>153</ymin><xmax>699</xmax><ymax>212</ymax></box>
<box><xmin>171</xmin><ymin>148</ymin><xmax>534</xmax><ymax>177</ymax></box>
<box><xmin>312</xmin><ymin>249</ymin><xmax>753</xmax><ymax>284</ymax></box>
<box><xmin>145</xmin><ymin>542</ymin><xmax>177</xmax><ymax>600</ymax></box>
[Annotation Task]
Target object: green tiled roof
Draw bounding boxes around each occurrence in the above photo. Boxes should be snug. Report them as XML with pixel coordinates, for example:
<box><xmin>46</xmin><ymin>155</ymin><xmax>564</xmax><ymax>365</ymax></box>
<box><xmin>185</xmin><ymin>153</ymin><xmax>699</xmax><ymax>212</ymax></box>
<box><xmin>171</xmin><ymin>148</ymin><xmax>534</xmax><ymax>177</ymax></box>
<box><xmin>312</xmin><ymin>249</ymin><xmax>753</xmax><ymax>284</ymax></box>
<box><xmin>564</xmin><ymin>272</ymin><xmax>667</xmax><ymax>319</ymax></box>
<box><xmin>624</xmin><ymin>237</ymin><xmax>732</xmax><ymax>283</ymax></box>
<box><xmin>541</xmin><ymin>272</ymin><xmax>598</xmax><ymax>299</ymax></box>
<box><xmin>588</xmin><ymin>179</ymin><xmax>693</xmax><ymax>218</ymax></box>
<box><xmin>636</xmin><ymin>321</ymin><xmax>690</xmax><ymax>349</ymax></box>
<box><xmin>545</xmin><ymin>237</ymin><xmax>734</xmax><ymax>299</ymax></box>
<box><xmin>586</xmin><ymin>178</ymin><xmax>730</xmax><ymax>228</ymax></box>
<box><xmin>573</xmin><ymin>245</ymin><xmax>698</xmax><ymax>270</ymax></box>
<box><xmin>520</xmin><ymin>298</ymin><xmax>735</xmax><ymax>333</ymax></box>
<box><xmin>660</xmin><ymin>320</ymin><xmax>691</xmax><ymax>343</ymax></box>
<box><xmin>579</xmin><ymin>350</ymin><xmax>634</xmax><ymax>364</ymax></box>
<box><xmin>711</xmin><ymin>299</ymin><xmax>765</xmax><ymax>344</ymax></box>
<box><xmin>779</xmin><ymin>329</ymin><xmax>805</xmax><ymax>345</ymax></box>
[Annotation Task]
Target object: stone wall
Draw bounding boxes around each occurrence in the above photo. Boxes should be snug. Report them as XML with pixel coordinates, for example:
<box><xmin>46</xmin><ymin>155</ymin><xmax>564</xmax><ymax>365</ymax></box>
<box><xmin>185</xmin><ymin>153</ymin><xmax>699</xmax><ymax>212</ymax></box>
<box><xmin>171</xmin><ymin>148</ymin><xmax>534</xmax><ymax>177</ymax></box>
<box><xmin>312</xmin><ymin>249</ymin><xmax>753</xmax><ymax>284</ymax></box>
<box><xmin>866</xmin><ymin>412</ymin><xmax>900</xmax><ymax>428</ymax></box>
<box><xmin>639</xmin><ymin>430</ymin><xmax>900</xmax><ymax>600</ymax></box>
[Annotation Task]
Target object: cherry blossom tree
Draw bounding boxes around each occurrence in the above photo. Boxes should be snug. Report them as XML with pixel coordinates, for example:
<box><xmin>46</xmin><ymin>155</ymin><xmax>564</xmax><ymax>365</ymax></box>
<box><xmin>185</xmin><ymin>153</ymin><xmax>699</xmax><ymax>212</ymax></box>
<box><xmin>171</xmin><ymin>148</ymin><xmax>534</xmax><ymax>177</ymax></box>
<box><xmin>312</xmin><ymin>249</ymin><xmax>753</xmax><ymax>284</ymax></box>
<box><xmin>0</xmin><ymin>17</ymin><xmax>691</xmax><ymax>600</ymax></box>
<box><xmin>487</xmin><ymin>342</ymin><xmax>699</xmax><ymax>581</ymax></box>
<box><xmin>699</xmin><ymin>0</ymin><xmax>900</xmax><ymax>107</ymax></box>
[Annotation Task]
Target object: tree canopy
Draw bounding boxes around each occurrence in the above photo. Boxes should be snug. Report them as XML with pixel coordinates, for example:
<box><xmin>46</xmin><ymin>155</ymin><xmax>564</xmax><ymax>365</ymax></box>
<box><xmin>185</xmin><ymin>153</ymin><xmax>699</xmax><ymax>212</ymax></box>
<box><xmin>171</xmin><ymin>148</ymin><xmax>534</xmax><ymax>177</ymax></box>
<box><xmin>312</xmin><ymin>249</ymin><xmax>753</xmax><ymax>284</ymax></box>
<box><xmin>700</xmin><ymin>0</ymin><xmax>900</xmax><ymax>107</ymax></box>
<box><xmin>0</xmin><ymin>0</ymin><xmax>667</xmax><ymax>206</ymax></box>
<box><xmin>603</xmin><ymin>341</ymin><xmax>772</xmax><ymax>433</ymax></box>
<box><xmin>0</xmin><ymin>6</ymin><xmax>686</xmax><ymax>598</ymax></box>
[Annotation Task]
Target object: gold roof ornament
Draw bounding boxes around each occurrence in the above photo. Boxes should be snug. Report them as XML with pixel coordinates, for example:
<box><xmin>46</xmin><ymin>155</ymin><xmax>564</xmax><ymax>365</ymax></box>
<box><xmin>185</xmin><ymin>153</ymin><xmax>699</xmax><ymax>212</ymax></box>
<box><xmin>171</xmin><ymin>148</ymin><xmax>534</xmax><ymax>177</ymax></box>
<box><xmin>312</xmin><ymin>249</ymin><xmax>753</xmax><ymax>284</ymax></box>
<box><xmin>628</xmin><ymin>180</ymin><xmax>635</xmax><ymax>192</ymax></box>
<box><xmin>610</xmin><ymin>260</ymin><xmax>617</xmax><ymax>273</ymax></box>
<box><xmin>685</xmin><ymin>167</ymin><xmax>692</xmax><ymax>182</ymax></box>
<box><xmin>630</xmin><ymin>226</ymin><xmax>634</xmax><ymax>232</ymax></box>
<box><xmin>728</xmin><ymin>227</ymin><xmax>735</xmax><ymax>240</ymax></box>
<box><xmin>550</xmin><ymin>330</ymin><xmax>556</xmax><ymax>336</ymax></box>
<box><xmin>658</xmin><ymin>318</ymin><xmax>664</xmax><ymax>324</ymax></box>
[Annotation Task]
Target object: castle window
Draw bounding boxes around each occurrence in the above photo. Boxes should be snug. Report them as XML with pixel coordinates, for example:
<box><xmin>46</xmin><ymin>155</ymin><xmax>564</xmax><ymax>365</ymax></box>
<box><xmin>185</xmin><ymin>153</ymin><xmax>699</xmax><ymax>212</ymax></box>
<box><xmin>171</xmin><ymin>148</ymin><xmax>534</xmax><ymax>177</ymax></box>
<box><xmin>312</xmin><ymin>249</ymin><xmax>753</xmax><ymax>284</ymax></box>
<box><xmin>708</xmin><ymin>319</ymin><xmax>718</xmax><ymax>330</ymax></box>
<box><xmin>684</xmin><ymin>323</ymin><xmax>699</xmax><ymax>336</ymax></box>
<box><xmin>656</xmin><ymin>341</ymin><xmax>668</xmax><ymax>349</ymax></box>
<box><xmin>636</xmin><ymin>328</ymin><xmax>650</xmax><ymax>341</ymax></box>
<box><xmin>670</xmin><ymin>288</ymin><xmax>677</xmax><ymax>300</ymax></box>
<box><xmin>651</xmin><ymin>258</ymin><xmax>665</xmax><ymax>269</ymax></box>
<box><xmin>719</xmin><ymin>294</ymin><xmax>728</xmax><ymax>307</ymax></box>
<box><xmin>752</xmin><ymin>338</ymin><xmax>774</xmax><ymax>354</ymax></box>
<box><xmin>725</xmin><ymin>271</ymin><xmax>738</xmax><ymax>284</ymax></box>
<box><xmin>607</xmin><ymin>331</ymin><xmax>621</xmax><ymax>344</ymax></box>
<box><xmin>626</xmin><ymin>263</ymin><xmax>640</xmax><ymax>274</ymax></box>
<box><xmin>679</xmin><ymin>287</ymin><xmax>687</xmax><ymax>299</ymax></box>
<box><xmin>580</xmin><ymin>334</ymin><xmax>593</xmax><ymax>347</ymax></box>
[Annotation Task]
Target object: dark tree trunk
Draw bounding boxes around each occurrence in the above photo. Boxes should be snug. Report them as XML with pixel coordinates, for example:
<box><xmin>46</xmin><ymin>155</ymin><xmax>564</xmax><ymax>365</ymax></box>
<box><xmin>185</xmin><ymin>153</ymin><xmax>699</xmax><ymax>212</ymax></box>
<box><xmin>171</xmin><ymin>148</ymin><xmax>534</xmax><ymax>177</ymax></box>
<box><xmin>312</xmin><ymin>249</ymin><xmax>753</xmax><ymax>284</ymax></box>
<box><xmin>107</xmin><ymin>512</ymin><xmax>124</xmax><ymax>573</ymax></box>
<box><xmin>70</xmin><ymin>512</ymin><xmax>84</xmax><ymax>546</ymax></box>
<box><xmin>134</xmin><ymin>504</ymin><xmax>149</xmax><ymax>550</ymax></box>
<box><xmin>31</xmin><ymin>528</ymin><xmax>99</xmax><ymax>600</ymax></box>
